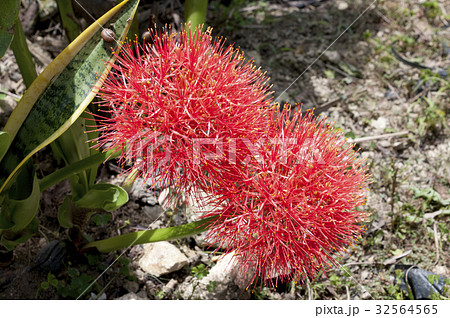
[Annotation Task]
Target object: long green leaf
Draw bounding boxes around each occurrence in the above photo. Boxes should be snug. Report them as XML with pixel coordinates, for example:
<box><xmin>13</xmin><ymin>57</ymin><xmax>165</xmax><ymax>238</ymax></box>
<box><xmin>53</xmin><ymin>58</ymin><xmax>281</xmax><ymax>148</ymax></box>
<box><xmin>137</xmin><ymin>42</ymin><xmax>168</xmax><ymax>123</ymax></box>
<box><xmin>0</xmin><ymin>0</ymin><xmax>21</xmax><ymax>58</ymax></box>
<box><xmin>83</xmin><ymin>217</ymin><xmax>217</xmax><ymax>253</ymax></box>
<box><xmin>0</xmin><ymin>0</ymin><xmax>140</xmax><ymax>195</ymax></box>
<box><xmin>0</xmin><ymin>132</ymin><xmax>10</xmax><ymax>160</ymax></box>
<box><xmin>38</xmin><ymin>148</ymin><xmax>122</xmax><ymax>192</ymax></box>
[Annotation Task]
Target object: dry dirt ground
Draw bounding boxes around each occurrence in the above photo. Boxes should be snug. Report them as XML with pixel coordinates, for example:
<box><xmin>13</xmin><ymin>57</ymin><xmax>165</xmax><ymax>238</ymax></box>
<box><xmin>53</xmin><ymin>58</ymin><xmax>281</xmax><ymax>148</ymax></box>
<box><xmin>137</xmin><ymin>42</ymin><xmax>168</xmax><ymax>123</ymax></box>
<box><xmin>0</xmin><ymin>0</ymin><xmax>449</xmax><ymax>299</ymax></box>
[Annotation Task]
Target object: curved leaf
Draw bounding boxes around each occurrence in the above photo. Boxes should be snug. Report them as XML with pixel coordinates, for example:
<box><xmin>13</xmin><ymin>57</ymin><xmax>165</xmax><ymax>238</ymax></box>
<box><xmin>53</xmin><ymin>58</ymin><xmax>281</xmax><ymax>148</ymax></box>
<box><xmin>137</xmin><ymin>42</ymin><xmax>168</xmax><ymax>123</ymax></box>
<box><xmin>7</xmin><ymin>167</ymin><xmax>40</xmax><ymax>232</ymax></box>
<box><xmin>1</xmin><ymin>218</ymin><xmax>39</xmax><ymax>250</ymax></box>
<box><xmin>0</xmin><ymin>0</ymin><xmax>140</xmax><ymax>194</ymax></box>
<box><xmin>74</xmin><ymin>183</ymin><xmax>128</xmax><ymax>212</ymax></box>
<box><xmin>0</xmin><ymin>166</ymin><xmax>39</xmax><ymax>233</ymax></box>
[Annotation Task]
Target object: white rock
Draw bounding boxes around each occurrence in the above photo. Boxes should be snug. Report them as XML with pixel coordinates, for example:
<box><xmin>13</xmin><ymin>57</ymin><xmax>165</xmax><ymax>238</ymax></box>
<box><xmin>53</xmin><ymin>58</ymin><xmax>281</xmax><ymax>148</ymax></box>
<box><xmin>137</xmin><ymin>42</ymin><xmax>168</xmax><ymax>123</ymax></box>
<box><xmin>201</xmin><ymin>252</ymin><xmax>237</xmax><ymax>285</ymax></box>
<box><xmin>178</xmin><ymin>252</ymin><xmax>252</xmax><ymax>299</ymax></box>
<box><xmin>162</xmin><ymin>279</ymin><xmax>178</xmax><ymax>294</ymax></box>
<box><xmin>323</xmin><ymin>50</ymin><xmax>341</xmax><ymax>63</ymax></box>
<box><xmin>370</xmin><ymin>117</ymin><xmax>387</xmax><ymax>132</ymax></box>
<box><xmin>138</xmin><ymin>242</ymin><xmax>189</xmax><ymax>277</ymax></box>
<box><xmin>115</xmin><ymin>292</ymin><xmax>148</xmax><ymax>300</ymax></box>
<box><xmin>337</xmin><ymin>1</ymin><xmax>349</xmax><ymax>10</ymax></box>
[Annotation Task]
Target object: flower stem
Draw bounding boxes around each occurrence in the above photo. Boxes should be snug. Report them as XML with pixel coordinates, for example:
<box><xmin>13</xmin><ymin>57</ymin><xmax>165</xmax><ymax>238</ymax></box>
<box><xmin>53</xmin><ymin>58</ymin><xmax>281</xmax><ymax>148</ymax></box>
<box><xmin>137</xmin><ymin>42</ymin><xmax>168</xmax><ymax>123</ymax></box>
<box><xmin>56</xmin><ymin>0</ymin><xmax>81</xmax><ymax>42</ymax></box>
<box><xmin>184</xmin><ymin>0</ymin><xmax>208</xmax><ymax>30</ymax></box>
<box><xmin>82</xmin><ymin>216</ymin><xmax>217</xmax><ymax>253</ymax></box>
<box><xmin>10</xmin><ymin>19</ymin><xmax>37</xmax><ymax>88</ymax></box>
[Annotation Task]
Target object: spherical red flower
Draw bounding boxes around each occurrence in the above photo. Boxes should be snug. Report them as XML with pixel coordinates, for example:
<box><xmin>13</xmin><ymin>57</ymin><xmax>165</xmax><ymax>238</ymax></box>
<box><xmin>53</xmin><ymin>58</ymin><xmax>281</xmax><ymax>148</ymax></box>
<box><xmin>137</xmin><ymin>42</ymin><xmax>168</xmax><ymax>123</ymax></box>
<box><xmin>93</xmin><ymin>26</ymin><xmax>272</xmax><ymax>192</ymax></box>
<box><xmin>203</xmin><ymin>107</ymin><xmax>370</xmax><ymax>286</ymax></box>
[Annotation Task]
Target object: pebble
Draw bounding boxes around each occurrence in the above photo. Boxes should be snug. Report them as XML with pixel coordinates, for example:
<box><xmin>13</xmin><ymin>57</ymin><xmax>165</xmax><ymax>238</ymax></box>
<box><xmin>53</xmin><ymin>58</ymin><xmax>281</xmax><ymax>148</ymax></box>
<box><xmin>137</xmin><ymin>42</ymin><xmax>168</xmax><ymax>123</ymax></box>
<box><xmin>162</xmin><ymin>279</ymin><xmax>178</xmax><ymax>295</ymax></box>
<box><xmin>337</xmin><ymin>1</ymin><xmax>349</xmax><ymax>10</ymax></box>
<box><xmin>124</xmin><ymin>280</ymin><xmax>139</xmax><ymax>293</ymax></box>
<box><xmin>115</xmin><ymin>292</ymin><xmax>148</xmax><ymax>300</ymax></box>
<box><xmin>370</xmin><ymin>117</ymin><xmax>388</xmax><ymax>131</ymax></box>
<box><xmin>138</xmin><ymin>242</ymin><xmax>189</xmax><ymax>277</ymax></box>
<box><xmin>323</xmin><ymin>50</ymin><xmax>341</xmax><ymax>63</ymax></box>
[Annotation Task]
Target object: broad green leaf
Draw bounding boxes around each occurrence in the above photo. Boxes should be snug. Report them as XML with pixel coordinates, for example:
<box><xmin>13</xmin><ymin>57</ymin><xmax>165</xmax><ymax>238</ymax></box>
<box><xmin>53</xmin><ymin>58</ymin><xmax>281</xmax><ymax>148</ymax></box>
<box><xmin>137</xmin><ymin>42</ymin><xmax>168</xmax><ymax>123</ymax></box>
<box><xmin>0</xmin><ymin>0</ymin><xmax>140</xmax><ymax>194</ymax></box>
<box><xmin>0</xmin><ymin>165</ymin><xmax>39</xmax><ymax>240</ymax></box>
<box><xmin>0</xmin><ymin>131</ymin><xmax>10</xmax><ymax>159</ymax></box>
<box><xmin>0</xmin><ymin>0</ymin><xmax>20</xmax><ymax>58</ymax></box>
<box><xmin>5</xmin><ymin>167</ymin><xmax>40</xmax><ymax>233</ymax></box>
<box><xmin>0</xmin><ymin>212</ymin><xmax>14</xmax><ymax>230</ymax></box>
<box><xmin>1</xmin><ymin>218</ymin><xmax>39</xmax><ymax>250</ymax></box>
<box><xmin>74</xmin><ymin>183</ymin><xmax>128</xmax><ymax>212</ymax></box>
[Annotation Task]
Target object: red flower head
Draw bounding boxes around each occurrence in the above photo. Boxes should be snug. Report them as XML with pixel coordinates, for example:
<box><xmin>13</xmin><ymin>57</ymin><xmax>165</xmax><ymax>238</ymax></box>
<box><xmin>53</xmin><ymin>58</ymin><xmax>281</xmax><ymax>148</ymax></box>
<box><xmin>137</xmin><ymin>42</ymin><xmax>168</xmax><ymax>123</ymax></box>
<box><xmin>94</xmin><ymin>26</ymin><xmax>272</xmax><ymax>192</ymax></box>
<box><xmin>94</xmin><ymin>25</ymin><xmax>370</xmax><ymax>288</ymax></box>
<box><xmin>204</xmin><ymin>107</ymin><xmax>370</xmax><ymax>287</ymax></box>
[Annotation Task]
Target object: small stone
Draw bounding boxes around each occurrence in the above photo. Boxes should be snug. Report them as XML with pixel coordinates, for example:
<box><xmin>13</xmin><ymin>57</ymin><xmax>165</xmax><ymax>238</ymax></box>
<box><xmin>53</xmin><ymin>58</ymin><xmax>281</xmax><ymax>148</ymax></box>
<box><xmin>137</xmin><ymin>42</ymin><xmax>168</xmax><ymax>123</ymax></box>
<box><xmin>143</xmin><ymin>205</ymin><xmax>163</xmax><ymax>221</ymax></box>
<box><xmin>245</xmin><ymin>50</ymin><xmax>261</xmax><ymax>66</ymax></box>
<box><xmin>323</xmin><ymin>50</ymin><xmax>341</xmax><ymax>63</ymax></box>
<box><xmin>162</xmin><ymin>279</ymin><xmax>178</xmax><ymax>294</ymax></box>
<box><xmin>136</xmin><ymin>290</ymin><xmax>148</xmax><ymax>299</ymax></box>
<box><xmin>124</xmin><ymin>280</ymin><xmax>139</xmax><ymax>293</ymax></box>
<box><xmin>337</xmin><ymin>1</ymin><xmax>349</xmax><ymax>10</ymax></box>
<box><xmin>115</xmin><ymin>292</ymin><xmax>148</xmax><ymax>300</ymax></box>
<box><xmin>89</xmin><ymin>292</ymin><xmax>107</xmax><ymax>300</ymax></box>
<box><xmin>134</xmin><ymin>269</ymin><xmax>147</xmax><ymax>282</ymax></box>
<box><xmin>138</xmin><ymin>242</ymin><xmax>189</xmax><ymax>277</ymax></box>
<box><xmin>370</xmin><ymin>117</ymin><xmax>387</xmax><ymax>132</ymax></box>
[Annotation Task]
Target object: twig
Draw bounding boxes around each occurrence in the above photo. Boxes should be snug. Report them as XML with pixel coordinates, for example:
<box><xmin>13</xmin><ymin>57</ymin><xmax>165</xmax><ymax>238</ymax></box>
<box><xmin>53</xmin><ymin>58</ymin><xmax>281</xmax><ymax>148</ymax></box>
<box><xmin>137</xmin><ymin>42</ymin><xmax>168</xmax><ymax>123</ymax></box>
<box><xmin>303</xmin><ymin>97</ymin><xmax>340</xmax><ymax>114</ymax></box>
<box><xmin>344</xmin><ymin>261</ymin><xmax>376</xmax><ymax>266</ymax></box>
<box><xmin>345</xmin><ymin>285</ymin><xmax>350</xmax><ymax>300</ymax></box>
<box><xmin>349</xmin><ymin>131</ymin><xmax>409</xmax><ymax>143</ymax></box>
<box><xmin>0</xmin><ymin>89</ymin><xmax>21</xmax><ymax>100</ymax></box>
<box><xmin>424</xmin><ymin>209</ymin><xmax>448</xmax><ymax>219</ymax></box>
<box><xmin>383</xmin><ymin>250</ymin><xmax>412</xmax><ymax>266</ymax></box>
<box><xmin>390</xmin><ymin>159</ymin><xmax>398</xmax><ymax>215</ymax></box>
<box><xmin>374</xmin><ymin>9</ymin><xmax>392</xmax><ymax>25</ymax></box>
<box><xmin>325</xmin><ymin>63</ymin><xmax>357</xmax><ymax>78</ymax></box>
<box><xmin>433</xmin><ymin>221</ymin><xmax>440</xmax><ymax>265</ymax></box>
<box><xmin>408</xmin><ymin>88</ymin><xmax>429</xmax><ymax>103</ymax></box>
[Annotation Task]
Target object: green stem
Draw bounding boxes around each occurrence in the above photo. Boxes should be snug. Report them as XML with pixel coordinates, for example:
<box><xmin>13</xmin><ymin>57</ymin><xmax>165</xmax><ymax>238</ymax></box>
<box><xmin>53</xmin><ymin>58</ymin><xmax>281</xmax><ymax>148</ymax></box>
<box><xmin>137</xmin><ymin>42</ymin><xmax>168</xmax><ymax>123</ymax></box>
<box><xmin>56</xmin><ymin>0</ymin><xmax>81</xmax><ymax>42</ymax></box>
<box><xmin>10</xmin><ymin>18</ymin><xmax>37</xmax><ymax>88</ymax></box>
<box><xmin>39</xmin><ymin>148</ymin><xmax>122</xmax><ymax>192</ymax></box>
<box><xmin>83</xmin><ymin>216</ymin><xmax>217</xmax><ymax>253</ymax></box>
<box><xmin>184</xmin><ymin>0</ymin><xmax>208</xmax><ymax>30</ymax></box>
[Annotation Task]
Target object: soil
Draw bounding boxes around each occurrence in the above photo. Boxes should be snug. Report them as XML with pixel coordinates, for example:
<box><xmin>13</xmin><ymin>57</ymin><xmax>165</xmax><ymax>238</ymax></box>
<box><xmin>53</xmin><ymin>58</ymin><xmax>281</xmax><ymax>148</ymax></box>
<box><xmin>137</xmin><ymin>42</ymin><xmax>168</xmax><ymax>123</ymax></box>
<box><xmin>0</xmin><ymin>0</ymin><xmax>449</xmax><ymax>299</ymax></box>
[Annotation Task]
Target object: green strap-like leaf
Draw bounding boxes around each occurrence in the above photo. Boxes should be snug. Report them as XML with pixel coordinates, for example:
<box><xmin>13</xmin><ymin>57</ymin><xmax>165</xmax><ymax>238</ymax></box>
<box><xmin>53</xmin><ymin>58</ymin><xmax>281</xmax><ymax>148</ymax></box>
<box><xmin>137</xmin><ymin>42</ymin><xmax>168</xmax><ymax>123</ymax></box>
<box><xmin>0</xmin><ymin>0</ymin><xmax>140</xmax><ymax>195</ymax></box>
<box><xmin>0</xmin><ymin>132</ymin><xmax>10</xmax><ymax>160</ymax></box>
<box><xmin>0</xmin><ymin>0</ymin><xmax>21</xmax><ymax>58</ymax></box>
<box><xmin>38</xmin><ymin>148</ymin><xmax>122</xmax><ymax>192</ymax></box>
<box><xmin>83</xmin><ymin>216</ymin><xmax>217</xmax><ymax>253</ymax></box>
